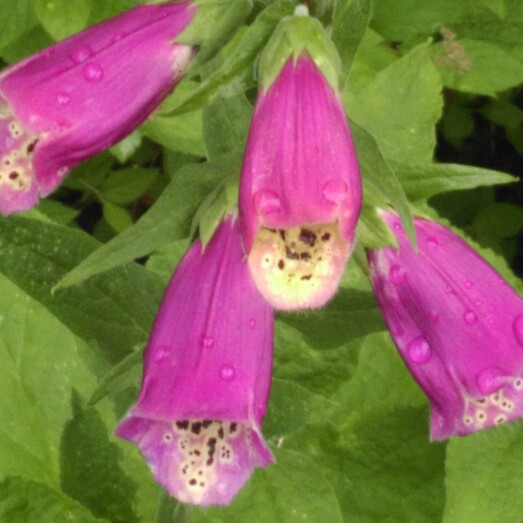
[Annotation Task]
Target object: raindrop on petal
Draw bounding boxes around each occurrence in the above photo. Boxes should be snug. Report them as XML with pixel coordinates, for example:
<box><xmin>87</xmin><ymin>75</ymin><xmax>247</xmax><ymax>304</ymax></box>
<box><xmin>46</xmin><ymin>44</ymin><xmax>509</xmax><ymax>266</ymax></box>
<box><xmin>463</xmin><ymin>310</ymin><xmax>477</xmax><ymax>325</ymax></box>
<box><xmin>220</xmin><ymin>365</ymin><xmax>235</xmax><ymax>381</ymax></box>
<box><xmin>407</xmin><ymin>336</ymin><xmax>432</xmax><ymax>364</ymax></box>
<box><xmin>248</xmin><ymin>318</ymin><xmax>256</xmax><ymax>329</ymax></box>
<box><xmin>56</xmin><ymin>93</ymin><xmax>70</xmax><ymax>105</ymax></box>
<box><xmin>389</xmin><ymin>264</ymin><xmax>405</xmax><ymax>284</ymax></box>
<box><xmin>199</xmin><ymin>335</ymin><xmax>214</xmax><ymax>349</ymax></box>
<box><xmin>322</xmin><ymin>179</ymin><xmax>347</xmax><ymax>206</ymax></box>
<box><xmin>84</xmin><ymin>63</ymin><xmax>104</xmax><ymax>82</ymax></box>
<box><xmin>426</xmin><ymin>236</ymin><xmax>438</xmax><ymax>249</ymax></box>
<box><xmin>70</xmin><ymin>45</ymin><xmax>93</xmax><ymax>64</ymax></box>
<box><xmin>154</xmin><ymin>345</ymin><xmax>171</xmax><ymax>363</ymax></box>
<box><xmin>253</xmin><ymin>190</ymin><xmax>281</xmax><ymax>215</ymax></box>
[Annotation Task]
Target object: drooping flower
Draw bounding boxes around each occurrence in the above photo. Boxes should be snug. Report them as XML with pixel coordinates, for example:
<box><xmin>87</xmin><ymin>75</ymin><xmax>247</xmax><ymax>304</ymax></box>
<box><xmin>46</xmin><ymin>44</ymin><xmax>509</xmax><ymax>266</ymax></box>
<box><xmin>369</xmin><ymin>210</ymin><xmax>523</xmax><ymax>440</ymax></box>
<box><xmin>0</xmin><ymin>1</ymin><xmax>196</xmax><ymax>214</ymax></box>
<box><xmin>116</xmin><ymin>216</ymin><xmax>274</xmax><ymax>506</ymax></box>
<box><xmin>239</xmin><ymin>53</ymin><xmax>362</xmax><ymax>311</ymax></box>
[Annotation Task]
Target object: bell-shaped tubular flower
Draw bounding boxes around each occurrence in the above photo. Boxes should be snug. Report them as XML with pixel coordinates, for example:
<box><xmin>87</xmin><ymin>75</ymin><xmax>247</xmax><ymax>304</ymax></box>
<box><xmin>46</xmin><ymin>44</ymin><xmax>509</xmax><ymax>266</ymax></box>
<box><xmin>239</xmin><ymin>53</ymin><xmax>362</xmax><ymax>311</ymax></box>
<box><xmin>0</xmin><ymin>1</ymin><xmax>196</xmax><ymax>214</ymax></box>
<box><xmin>369</xmin><ymin>211</ymin><xmax>523</xmax><ymax>440</ymax></box>
<box><xmin>116</xmin><ymin>216</ymin><xmax>274</xmax><ymax>506</ymax></box>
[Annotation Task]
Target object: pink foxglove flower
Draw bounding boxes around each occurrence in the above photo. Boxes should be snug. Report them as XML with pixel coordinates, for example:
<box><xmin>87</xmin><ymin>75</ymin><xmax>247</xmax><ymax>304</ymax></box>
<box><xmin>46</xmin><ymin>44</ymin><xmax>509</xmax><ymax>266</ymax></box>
<box><xmin>0</xmin><ymin>1</ymin><xmax>196</xmax><ymax>214</ymax></box>
<box><xmin>369</xmin><ymin>211</ymin><xmax>523</xmax><ymax>440</ymax></box>
<box><xmin>116</xmin><ymin>216</ymin><xmax>274</xmax><ymax>506</ymax></box>
<box><xmin>239</xmin><ymin>53</ymin><xmax>362</xmax><ymax>311</ymax></box>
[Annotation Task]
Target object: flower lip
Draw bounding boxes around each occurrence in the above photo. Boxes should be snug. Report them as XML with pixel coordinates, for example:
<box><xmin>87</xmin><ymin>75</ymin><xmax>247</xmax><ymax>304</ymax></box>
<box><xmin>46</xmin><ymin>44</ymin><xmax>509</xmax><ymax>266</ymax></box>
<box><xmin>369</xmin><ymin>211</ymin><xmax>523</xmax><ymax>439</ymax></box>
<box><xmin>117</xmin><ymin>216</ymin><xmax>274</xmax><ymax>505</ymax></box>
<box><xmin>239</xmin><ymin>53</ymin><xmax>362</xmax><ymax>310</ymax></box>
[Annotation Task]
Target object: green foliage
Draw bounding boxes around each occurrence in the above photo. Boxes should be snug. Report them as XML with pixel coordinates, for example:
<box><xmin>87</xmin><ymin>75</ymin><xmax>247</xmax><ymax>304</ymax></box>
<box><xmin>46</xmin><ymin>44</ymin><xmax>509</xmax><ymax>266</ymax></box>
<box><xmin>0</xmin><ymin>1</ymin><xmax>522</xmax><ymax>522</ymax></box>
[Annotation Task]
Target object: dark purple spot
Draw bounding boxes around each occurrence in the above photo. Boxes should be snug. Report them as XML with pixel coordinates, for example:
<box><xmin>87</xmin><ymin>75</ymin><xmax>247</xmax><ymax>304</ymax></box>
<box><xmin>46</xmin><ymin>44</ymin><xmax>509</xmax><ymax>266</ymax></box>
<box><xmin>27</xmin><ymin>140</ymin><xmax>37</xmax><ymax>154</ymax></box>
<box><xmin>299</xmin><ymin>228</ymin><xmax>317</xmax><ymax>246</ymax></box>
<box><xmin>278</xmin><ymin>259</ymin><xmax>285</xmax><ymax>270</ymax></box>
<box><xmin>189</xmin><ymin>479</ymin><xmax>197</xmax><ymax>486</ymax></box>
<box><xmin>230</xmin><ymin>423</ymin><xmax>237</xmax><ymax>433</ymax></box>
<box><xmin>279</xmin><ymin>230</ymin><xmax>286</xmax><ymax>240</ymax></box>
<box><xmin>321</xmin><ymin>232</ymin><xmax>331</xmax><ymax>242</ymax></box>
<box><xmin>207</xmin><ymin>437</ymin><xmax>217</xmax><ymax>448</ymax></box>
<box><xmin>202</xmin><ymin>420</ymin><xmax>212</xmax><ymax>428</ymax></box>
<box><xmin>285</xmin><ymin>247</ymin><xmax>299</xmax><ymax>260</ymax></box>
<box><xmin>9</xmin><ymin>171</ymin><xmax>19</xmax><ymax>180</ymax></box>
<box><xmin>206</xmin><ymin>458</ymin><xmax>214</xmax><ymax>466</ymax></box>
<box><xmin>300</xmin><ymin>252</ymin><xmax>311</xmax><ymax>261</ymax></box>
<box><xmin>301</xmin><ymin>275</ymin><xmax>312</xmax><ymax>281</ymax></box>
<box><xmin>176</xmin><ymin>420</ymin><xmax>189</xmax><ymax>430</ymax></box>
<box><xmin>191</xmin><ymin>422</ymin><xmax>202</xmax><ymax>434</ymax></box>
<box><xmin>218</xmin><ymin>427</ymin><xmax>224</xmax><ymax>439</ymax></box>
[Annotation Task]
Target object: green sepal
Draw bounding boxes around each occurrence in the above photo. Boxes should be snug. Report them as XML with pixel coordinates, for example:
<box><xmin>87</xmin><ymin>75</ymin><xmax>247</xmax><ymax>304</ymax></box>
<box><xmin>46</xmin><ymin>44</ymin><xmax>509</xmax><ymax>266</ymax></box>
<box><xmin>258</xmin><ymin>9</ymin><xmax>342</xmax><ymax>92</ymax></box>
<box><xmin>177</xmin><ymin>0</ymin><xmax>252</xmax><ymax>66</ymax></box>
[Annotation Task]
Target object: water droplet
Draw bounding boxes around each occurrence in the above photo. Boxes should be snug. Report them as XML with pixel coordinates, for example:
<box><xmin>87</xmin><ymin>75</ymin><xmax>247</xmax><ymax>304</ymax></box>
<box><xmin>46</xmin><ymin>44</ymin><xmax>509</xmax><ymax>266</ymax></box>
<box><xmin>322</xmin><ymin>179</ymin><xmax>347</xmax><ymax>205</ymax></box>
<box><xmin>463</xmin><ymin>310</ymin><xmax>477</xmax><ymax>325</ymax></box>
<box><xmin>430</xmin><ymin>310</ymin><xmax>439</xmax><ymax>323</ymax></box>
<box><xmin>465</xmin><ymin>281</ymin><xmax>473</xmax><ymax>289</ymax></box>
<box><xmin>389</xmin><ymin>264</ymin><xmax>405</xmax><ymax>284</ymax></box>
<box><xmin>426</xmin><ymin>236</ymin><xmax>438</xmax><ymax>249</ymax></box>
<box><xmin>407</xmin><ymin>336</ymin><xmax>432</xmax><ymax>364</ymax></box>
<box><xmin>476</xmin><ymin>367</ymin><xmax>505</xmax><ymax>395</ymax></box>
<box><xmin>220</xmin><ymin>365</ymin><xmax>235</xmax><ymax>381</ymax></box>
<box><xmin>56</xmin><ymin>93</ymin><xmax>70</xmax><ymax>105</ymax></box>
<box><xmin>248</xmin><ymin>318</ymin><xmax>256</xmax><ymax>329</ymax></box>
<box><xmin>84</xmin><ymin>63</ymin><xmax>104</xmax><ymax>82</ymax></box>
<box><xmin>393</xmin><ymin>221</ymin><xmax>402</xmax><ymax>231</ymax></box>
<box><xmin>475</xmin><ymin>299</ymin><xmax>483</xmax><ymax>307</ymax></box>
<box><xmin>514</xmin><ymin>315</ymin><xmax>523</xmax><ymax>347</ymax></box>
<box><xmin>200</xmin><ymin>335</ymin><xmax>214</xmax><ymax>349</ymax></box>
<box><xmin>111</xmin><ymin>31</ymin><xmax>126</xmax><ymax>43</ymax></box>
<box><xmin>70</xmin><ymin>45</ymin><xmax>93</xmax><ymax>64</ymax></box>
<box><xmin>253</xmin><ymin>190</ymin><xmax>281</xmax><ymax>215</ymax></box>
<box><xmin>57</xmin><ymin>167</ymin><xmax>69</xmax><ymax>178</ymax></box>
<box><xmin>154</xmin><ymin>345</ymin><xmax>171</xmax><ymax>363</ymax></box>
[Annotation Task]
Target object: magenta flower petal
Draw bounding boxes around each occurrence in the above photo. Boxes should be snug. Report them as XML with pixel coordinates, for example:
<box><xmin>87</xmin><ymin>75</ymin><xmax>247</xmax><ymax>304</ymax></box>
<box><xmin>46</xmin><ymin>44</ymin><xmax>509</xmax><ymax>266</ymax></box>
<box><xmin>0</xmin><ymin>1</ymin><xmax>196</xmax><ymax>214</ymax></box>
<box><xmin>116</xmin><ymin>216</ymin><xmax>274</xmax><ymax>506</ymax></box>
<box><xmin>369</xmin><ymin>211</ymin><xmax>523</xmax><ymax>440</ymax></box>
<box><xmin>239</xmin><ymin>53</ymin><xmax>362</xmax><ymax>311</ymax></box>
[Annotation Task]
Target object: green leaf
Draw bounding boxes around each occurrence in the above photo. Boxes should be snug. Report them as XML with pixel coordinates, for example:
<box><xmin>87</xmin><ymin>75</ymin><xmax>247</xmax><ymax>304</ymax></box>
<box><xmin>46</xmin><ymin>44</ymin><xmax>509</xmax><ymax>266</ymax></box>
<box><xmin>444</xmin><ymin>424</ymin><xmax>523</xmax><ymax>523</ymax></box>
<box><xmin>393</xmin><ymin>162</ymin><xmax>517</xmax><ymax>200</ymax></box>
<box><xmin>0</xmin><ymin>273</ymin><xmax>97</xmax><ymax>485</ymax></box>
<box><xmin>55</xmin><ymin>155</ymin><xmax>233</xmax><ymax>288</ymax></box>
<box><xmin>190</xmin><ymin>449</ymin><xmax>344</xmax><ymax>523</ymax></box>
<box><xmin>202</xmin><ymin>94</ymin><xmax>252</xmax><ymax>159</ymax></box>
<box><xmin>331</xmin><ymin>0</ymin><xmax>372</xmax><ymax>83</ymax></box>
<box><xmin>480</xmin><ymin>0</ymin><xmax>506</xmax><ymax>18</ymax></box>
<box><xmin>0</xmin><ymin>216</ymin><xmax>163</xmax><ymax>362</ymax></box>
<box><xmin>350</xmin><ymin>120</ymin><xmax>415</xmax><ymax>245</ymax></box>
<box><xmin>101</xmin><ymin>168</ymin><xmax>158</xmax><ymax>205</ymax></box>
<box><xmin>346</xmin><ymin>43</ymin><xmax>443</xmax><ymax>164</ymax></box>
<box><xmin>170</xmin><ymin>0</ymin><xmax>296</xmax><ymax>116</ymax></box>
<box><xmin>103</xmin><ymin>202</ymin><xmax>133</xmax><ymax>233</ymax></box>
<box><xmin>437</xmin><ymin>39</ymin><xmax>523</xmax><ymax>96</ymax></box>
<box><xmin>286</xmin><ymin>333</ymin><xmax>446</xmax><ymax>523</ymax></box>
<box><xmin>280</xmin><ymin>285</ymin><xmax>385</xmax><ymax>351</ymax></box>
<box><xmin>0</xmin><ymin>477</ymin><xmax>108</xmax><ymax>523</ymax></box>
<box><xmin>357</xmin><ymin>204</ymin><xmax>397</xmax><ymax>249</ymax></box>
<box><xmin>32</xmin><ymin>0</ymin><xmax>91</xmax><ymax>41</ymax></box>
<box><xmin>142</xmin><ymin>110</ymin><xmax>206</xmax><ymax>157</ymax></box>
<box><xmin>0</xmin><ymin>0</ymin><xmax>37</xmax><ymax>51</ymax></box>
<box><xmin>60</xmin><ymin>391</ymin><xmax>137</xmax><ymax>523</ymax></box>
<box><xmin>371</xmin><ymin>0</ymin><xmax>466</xmax><ymax>42</ymax></box>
